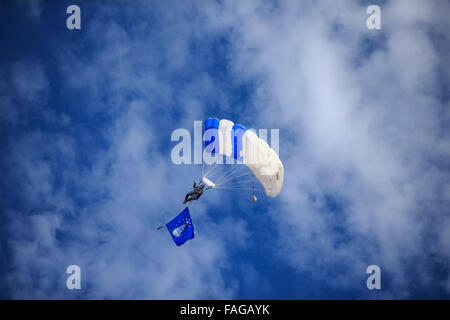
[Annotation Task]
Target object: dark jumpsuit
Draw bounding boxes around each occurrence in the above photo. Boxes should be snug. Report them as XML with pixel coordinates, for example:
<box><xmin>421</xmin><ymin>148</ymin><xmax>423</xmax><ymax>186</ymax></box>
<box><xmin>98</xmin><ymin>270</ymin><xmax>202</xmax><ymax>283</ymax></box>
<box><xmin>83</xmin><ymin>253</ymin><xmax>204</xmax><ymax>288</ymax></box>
<box><xmin>184</xmin><ymin>182</ymin><xmax>204</xmax><ymax>203</ymax></box>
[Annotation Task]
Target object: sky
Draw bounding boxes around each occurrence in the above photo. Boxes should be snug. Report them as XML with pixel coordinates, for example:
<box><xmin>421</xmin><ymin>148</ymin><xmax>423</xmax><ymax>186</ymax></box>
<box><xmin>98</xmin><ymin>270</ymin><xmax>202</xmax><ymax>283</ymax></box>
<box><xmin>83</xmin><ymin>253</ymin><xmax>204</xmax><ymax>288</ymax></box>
<box><xmin>0</xmin><ymin>0</ymin><xmax>449</xmax><ymax>299</ymax></box>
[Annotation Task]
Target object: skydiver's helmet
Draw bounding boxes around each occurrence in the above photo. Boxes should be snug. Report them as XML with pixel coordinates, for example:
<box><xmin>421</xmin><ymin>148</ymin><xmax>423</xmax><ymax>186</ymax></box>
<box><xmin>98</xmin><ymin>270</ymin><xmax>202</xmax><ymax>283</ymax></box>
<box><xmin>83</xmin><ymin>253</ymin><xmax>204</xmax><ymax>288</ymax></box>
<box><xmin>199</xmin><ymin>185</ymin><xmax>205</xmax><ymax>189</ymax></box>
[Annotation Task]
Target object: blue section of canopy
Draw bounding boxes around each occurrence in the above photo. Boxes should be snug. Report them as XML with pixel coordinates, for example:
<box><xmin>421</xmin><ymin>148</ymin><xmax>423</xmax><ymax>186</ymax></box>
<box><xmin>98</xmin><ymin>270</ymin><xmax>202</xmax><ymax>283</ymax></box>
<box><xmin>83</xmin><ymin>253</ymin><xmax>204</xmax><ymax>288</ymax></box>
<box><xmin>204</xmin><ymin>118</ymin><xmax>247</xmax><ymax>160</ymax></box>
<box><xmin>232</xmin><ymin>123</ymin><xmax>247</xmax><ymax>160</ymax></box>
<box><xmin>204</xmin><ymin>117</ymin><xmax>220</xmax><ymax>153</ymax></box>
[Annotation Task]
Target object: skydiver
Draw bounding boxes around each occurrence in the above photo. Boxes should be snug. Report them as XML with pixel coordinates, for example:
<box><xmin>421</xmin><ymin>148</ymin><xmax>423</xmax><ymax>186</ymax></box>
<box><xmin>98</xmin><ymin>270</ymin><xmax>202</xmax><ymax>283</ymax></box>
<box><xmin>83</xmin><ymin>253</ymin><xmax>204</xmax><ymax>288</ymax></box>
<box><xmin>183</xmin><ymin>181</ymin><xmax>210</xmax><ymax>204</ymax></box>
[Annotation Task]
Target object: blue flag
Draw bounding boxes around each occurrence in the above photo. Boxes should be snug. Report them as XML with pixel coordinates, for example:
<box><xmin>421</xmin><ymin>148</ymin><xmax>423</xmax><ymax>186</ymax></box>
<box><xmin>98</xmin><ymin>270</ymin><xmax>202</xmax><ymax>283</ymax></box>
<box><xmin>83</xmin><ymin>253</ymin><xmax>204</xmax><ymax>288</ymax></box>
<box><xmin>166</xmin><ymin>207</ymin><xmax>195</xmax><ymax>246</ymax></box>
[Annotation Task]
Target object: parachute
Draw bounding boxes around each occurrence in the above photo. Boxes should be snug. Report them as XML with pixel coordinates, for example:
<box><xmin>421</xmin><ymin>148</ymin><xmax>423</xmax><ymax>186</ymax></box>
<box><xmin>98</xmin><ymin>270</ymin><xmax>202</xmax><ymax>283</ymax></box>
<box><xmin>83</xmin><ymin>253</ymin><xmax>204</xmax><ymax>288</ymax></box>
<box><xmin>201</xmin><ymin>117</ymin><xmax>284</xmax><ymax>198</ymax></box>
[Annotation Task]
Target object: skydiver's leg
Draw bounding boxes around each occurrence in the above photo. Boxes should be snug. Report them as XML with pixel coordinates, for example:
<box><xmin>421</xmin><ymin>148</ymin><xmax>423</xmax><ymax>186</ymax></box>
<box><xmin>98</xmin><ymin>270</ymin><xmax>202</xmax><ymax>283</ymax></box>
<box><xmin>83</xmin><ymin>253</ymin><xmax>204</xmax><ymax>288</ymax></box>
<box><xmin>184</xmin><ymin>191</ymin><xmax>196</xmax><ymax>203</ymax></box>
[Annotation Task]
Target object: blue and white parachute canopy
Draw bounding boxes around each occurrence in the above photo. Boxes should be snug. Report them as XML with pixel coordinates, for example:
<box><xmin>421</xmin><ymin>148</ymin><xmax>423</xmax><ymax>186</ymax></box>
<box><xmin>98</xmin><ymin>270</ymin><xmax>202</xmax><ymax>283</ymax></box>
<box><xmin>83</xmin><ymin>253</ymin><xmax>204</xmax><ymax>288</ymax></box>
<box><xmin>202</xmin><ymin>117</ymin><xmax>284</xmax><ymax>197</ymax></box>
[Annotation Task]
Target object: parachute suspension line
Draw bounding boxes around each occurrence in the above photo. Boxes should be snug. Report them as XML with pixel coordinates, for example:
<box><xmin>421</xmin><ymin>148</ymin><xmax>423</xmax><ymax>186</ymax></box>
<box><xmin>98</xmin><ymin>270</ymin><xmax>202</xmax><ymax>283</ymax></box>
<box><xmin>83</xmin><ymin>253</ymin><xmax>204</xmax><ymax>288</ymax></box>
<box><xmin>214</xmin><ymin>178</ymin><xmax>264</xmax><ymax>191</ymax></box>
<box><xmin>201</xmin><ymin>153</ymin><xmax>204</xmax><ymax>178</ymax></box>
<box><xmin>215</xmin><ymin>162</ymin><xmax>245</xmax><ymax>179</ymax></box>
<box><xmin>211</xmin><ymin>163</ymin><xmax>243</xmax><ymax>186</ymax></box>
<box><xmin>206</xmin><ymin>161</ymin><xmax>228</xmax><ymax>181</ymax></box>
<box><xmin>202</xmin><ymin>156</ymin><xmax>264</xmax><ymax>192</ymax></box>
<box><xmin>214</xmin><ymin>170</ymin><xmax>254</xmax><ymax>188</ymax></box>
<box><xmin>216</xmin><ymin>185</ymin><xmax>258</xmax><ymax>189</ymax></box>
<box><xmin>252</xmin><ymin>174</ymin><xmax>254</xmax><ymax>192</ymax></box>
<box><xmin>203</xmin><ymin>159</ymin><xmax>235</xmax><ymax>185</ymax></box>
<box><xmin>202</xmin><ymin>162</ymin><xmax>214</xmax><ymax>179</ymax></box>
<box><xmin>203</xmin><ymin>160</ymin><xmax>226</xmax><ymax>181</ymax></box>
<box><xmin>249</xmin><ymin>173</ymin><xmax>257</xmax><ymax>202</ymax></box>
<box><xmin>252</xmin><ymin>174</ymin><xmax>255</xmax><ymax>199</ymax></box>
<box><xmin>219</xmin><ymin>178</ymin><xmax>259</xmax><ymax>185</ymax></box>
<box><xmin>209</xmin><ymin>165</ymin><xmax>245</xmax><ymax>188</ymax></box>
<box><xmin>203</xmin><ymin>156</ymin><xmax>230</xmax><ymax>179</ymax></box>
<box><xmin>215</xmin><ymin>168</ymin><xmax>253</xmax><ymax>185</ymax></box>
<box><xmin>215</xmin><ymin>185</ymin><xmax>264</xmax><ymax>190</ymax></box>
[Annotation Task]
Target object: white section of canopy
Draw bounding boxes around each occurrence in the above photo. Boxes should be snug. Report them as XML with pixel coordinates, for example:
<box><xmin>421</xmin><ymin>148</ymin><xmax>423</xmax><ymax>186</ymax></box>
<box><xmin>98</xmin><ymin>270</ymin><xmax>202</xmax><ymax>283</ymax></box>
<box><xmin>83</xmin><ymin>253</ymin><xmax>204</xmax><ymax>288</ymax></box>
<box><xmin>242</xmin><ymin>130</ymin><xmax>284</xmax><ymax>197</ymax></box>
<box><xmin>218</xmin><ymin>119</ymin><xmax>234</xmax><ymax>158</ymax></box>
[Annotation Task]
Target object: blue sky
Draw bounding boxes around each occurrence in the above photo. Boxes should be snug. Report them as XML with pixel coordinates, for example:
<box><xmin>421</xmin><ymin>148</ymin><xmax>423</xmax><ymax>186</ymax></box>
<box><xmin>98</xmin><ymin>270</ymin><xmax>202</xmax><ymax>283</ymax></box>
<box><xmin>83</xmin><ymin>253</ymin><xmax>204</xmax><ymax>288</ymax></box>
<box><xmin>0</xmin><ymin>0</ymin><xmax>449</xmax><ymax>299</ymax></box>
